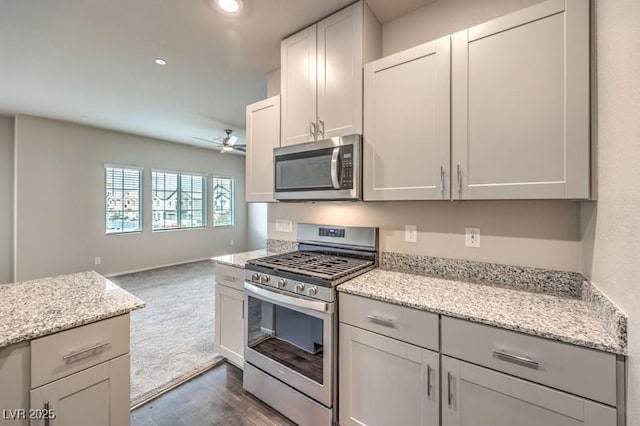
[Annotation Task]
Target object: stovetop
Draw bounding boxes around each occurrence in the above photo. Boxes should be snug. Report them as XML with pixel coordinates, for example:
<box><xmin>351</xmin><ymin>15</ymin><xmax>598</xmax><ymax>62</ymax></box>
<box><xmin>246</xmin><ymin>251</ymin><xmax>375</xmax><ymax>284</ymax></box>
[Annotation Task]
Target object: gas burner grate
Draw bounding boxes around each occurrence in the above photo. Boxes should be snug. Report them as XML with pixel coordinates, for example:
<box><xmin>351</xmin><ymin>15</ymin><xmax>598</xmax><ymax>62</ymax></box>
<box><xmin>250</xmin><ymin>251</ymin><xmax>373</xmax><ymax>281</ymax></box>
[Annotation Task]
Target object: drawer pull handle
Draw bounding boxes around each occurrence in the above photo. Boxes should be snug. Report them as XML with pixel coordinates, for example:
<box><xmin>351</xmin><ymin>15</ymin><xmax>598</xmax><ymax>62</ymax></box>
<box><xmin>447</xmin><ymin>372</ymin><xmax>453</xmax><ymax>407</ymax></box>
<box><xmin>63</xmin><ymin>342</ymin><xmax>111</xmax><ymax>362</ymax></box>
<box><xmin>223</xmin><ymin>275</ymin><xmax>237</xmax><ymax>282</ymax></box>
<box><xmin>44</xmin><ymin>401</ymin><xmax>50</xmax><ymax>426</ymax></box>
<box><xmin>367</xmin><ymin>315</ymin><xmax>395</xmax><ymax>328</ymax></box>
<box><xmin>426</xmin><ymin>365</ymin><xmax>433</xmax><ymax>397</ymax></box>
<box><xmin>493</xmin><ymin>349</ymin><xmax>539</xmax><ymax>370</ymax></box>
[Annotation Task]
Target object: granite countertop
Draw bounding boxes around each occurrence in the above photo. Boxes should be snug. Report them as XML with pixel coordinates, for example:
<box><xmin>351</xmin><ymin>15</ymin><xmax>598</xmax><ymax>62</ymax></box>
<box><xmin>212</xmin><ymin>249</ymin><xmax>276</xmax><ymax>268</ymax></box>
<box><xmin>0</xmin><ymin>271</ymin><xmax>145</xmax><ymax>349</ymax></box>
<box><xmin>338</xmin><ymin>269</ymin><xmax>625</xmax><ymax>355</ymax></box>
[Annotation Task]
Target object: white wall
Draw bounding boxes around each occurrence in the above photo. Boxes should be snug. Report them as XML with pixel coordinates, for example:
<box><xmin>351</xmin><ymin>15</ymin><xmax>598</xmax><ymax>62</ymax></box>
<box><xmin>0</xmin><ymin>116</ymin><xmax>14</xmax><ymax>283</ymax></box>
<box><xmin>581</xmin><ymin>0</ymin><xmax>640</xmax><ymax>420</ymax></box>
<box><xmin>381</xmin><ymin>0</ymin><xmax>543</xmax><ymax>55</ymax></box>
<box><xmin>247</xmin><ymin>203</ymin><xmax>268</xmax><ymax>250</ymax></box>
<box><xmin>269</xmin><ymin>201</ymin><xmax>582</xmax><ymax>271</ymax></box>
<box><xmin>14</xmin><ymin>115</ymin><xmax>248</xmax><ymax>281</ymax></box>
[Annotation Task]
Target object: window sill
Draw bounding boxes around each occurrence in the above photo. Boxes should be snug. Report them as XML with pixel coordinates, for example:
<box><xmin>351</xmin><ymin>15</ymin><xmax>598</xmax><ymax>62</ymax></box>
<box><xmin>152</xmin><ymin>226</ymin><xmax>208</xmax><ymax>233</ymax></box>
<box><xmin>106</xmin><ymin>231</ymin><xmax>143</xmax><ymax>236</ymax></box>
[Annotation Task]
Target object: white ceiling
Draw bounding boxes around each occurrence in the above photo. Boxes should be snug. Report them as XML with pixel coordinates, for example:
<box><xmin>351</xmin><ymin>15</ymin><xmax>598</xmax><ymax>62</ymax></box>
<box><xmin>0</xmin><ymin>0</ymin><xmax>433</xmax><ymax>150</ymax></box>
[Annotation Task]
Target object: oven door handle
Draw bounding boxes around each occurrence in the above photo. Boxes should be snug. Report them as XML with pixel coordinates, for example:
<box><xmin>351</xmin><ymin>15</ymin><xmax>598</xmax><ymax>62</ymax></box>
<box><xmin>244</xmin><ymin>282</ymin><xmax>329</xmax><ymax>313</ymax></box>
<box><xmin>330</xmin><ymin>147</ymin><xmax>341</xmax><ymax>189</ymax></box>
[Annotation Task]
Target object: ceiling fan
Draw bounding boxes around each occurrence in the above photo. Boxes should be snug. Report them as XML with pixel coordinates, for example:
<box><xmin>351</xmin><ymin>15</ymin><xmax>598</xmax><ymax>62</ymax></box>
<box><xmin>193</xmin><ymin>129</ymin><xmax>246</xmax><ymax>153</ymax></box>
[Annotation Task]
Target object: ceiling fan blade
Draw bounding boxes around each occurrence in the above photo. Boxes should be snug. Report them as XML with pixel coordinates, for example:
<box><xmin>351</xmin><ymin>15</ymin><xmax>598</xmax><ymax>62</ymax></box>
<box><xmin>193</xmin><ymin>136</ymin><xmax>223</xmax><ymax>145</ymax></box>
<box><xmin>234</xmin><ymin>145</ymin><xmax>246</xmax><ymax>152</ymax></box>
<box><xmin>228</xmin><ymin>135</ymin><xmax>239</xmax><ymax>145</ymax></box>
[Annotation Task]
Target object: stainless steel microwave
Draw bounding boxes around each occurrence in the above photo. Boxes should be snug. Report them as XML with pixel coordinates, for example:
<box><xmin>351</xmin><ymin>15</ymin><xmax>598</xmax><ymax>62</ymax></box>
<box><xmin>274</xmin><ymin>134</ymin><xmax>362</xmax><ymax>201</ymax></box>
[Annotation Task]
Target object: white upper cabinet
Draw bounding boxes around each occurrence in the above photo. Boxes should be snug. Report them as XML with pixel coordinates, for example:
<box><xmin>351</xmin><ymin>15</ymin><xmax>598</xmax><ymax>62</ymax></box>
<box><xmin>317</xmin><ymin>4</ymin><xmax>363</xmax><ymax>139</ymax></box>
<box><xmin>281</xmin><ymin>27</ymin><xmax>317</xmax><ymax>146</ymax></box>
<box><xmin>451</xmin><ymin>0</ymin><xmax>590</xmax><ymax>200</ymax></box>
<box><xmin>280</xmin><ymin>1</ymin><xmax>381</xmax><ymax>146</ymax></box>
<box><xmin>245</xmin><ymin>95</ymin><xmax>280</xmax><ymax>202</ymax></box>
<box><xmin>364</xmin><ymin>37</ymin><xmax>451</xmax><ymax>201</ymax></box>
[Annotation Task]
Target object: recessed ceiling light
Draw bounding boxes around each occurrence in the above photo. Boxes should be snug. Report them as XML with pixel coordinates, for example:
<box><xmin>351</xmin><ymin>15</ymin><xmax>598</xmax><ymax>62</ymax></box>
<box><xmin>217</xmin><ymin>0</ymin><xmax>242</xmax><ymax>13</ymax></box>
<box><xmin>154</xmin><ymin>58</ymin><xmax>167</xmax><ymax>66</ymax></box>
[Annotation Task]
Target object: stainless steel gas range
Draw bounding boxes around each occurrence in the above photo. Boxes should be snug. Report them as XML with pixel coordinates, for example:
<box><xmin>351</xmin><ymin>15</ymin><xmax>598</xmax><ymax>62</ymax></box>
<box><xmin>243</xmin><ymin>223</ymin><xmax>378</xmax><ymax>426</ymax></box>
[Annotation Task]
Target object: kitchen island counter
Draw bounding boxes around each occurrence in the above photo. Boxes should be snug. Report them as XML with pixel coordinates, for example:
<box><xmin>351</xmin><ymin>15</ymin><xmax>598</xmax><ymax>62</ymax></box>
<box><xmin>0</xmin><ymin>271</ymin><xmax>145</xmax><ymax>349</ymax></box>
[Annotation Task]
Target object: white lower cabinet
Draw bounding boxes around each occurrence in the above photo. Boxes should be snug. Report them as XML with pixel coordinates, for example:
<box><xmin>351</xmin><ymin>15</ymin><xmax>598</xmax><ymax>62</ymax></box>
<box><xmin>339</xmin><ymin>323</ymin><xmax>439</xmax><ymax>426</ymax></box>
<box><xmin>214</xmin><ymin>263</ymin><xmax>246</xmax><ymax>368</ymax></box>
<box><xmin>441</xmin><ymin>355</ymin><xmax>616</xmax><ymax>426</ymax></box>
<box><xmin>0</xmin><ymin>343</ymin><xmax>30</xmax><ymax>426</ymax></box>
<box><xmin>214</xmin><ymin>283</ymin><xmax>244</xmax><ymax>368</ymax></box>
<box><xmin>30</xmin><ymin>354</ymin><xmax>130</xmax><ymax>426</ymax></box>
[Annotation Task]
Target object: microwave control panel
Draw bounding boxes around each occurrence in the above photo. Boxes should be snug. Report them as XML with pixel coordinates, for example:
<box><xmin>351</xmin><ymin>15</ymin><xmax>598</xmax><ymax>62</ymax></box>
<box><xmin>341</xmin><ymin>147</ymin><xmax>354</xmax><ymax>189</ymax></box>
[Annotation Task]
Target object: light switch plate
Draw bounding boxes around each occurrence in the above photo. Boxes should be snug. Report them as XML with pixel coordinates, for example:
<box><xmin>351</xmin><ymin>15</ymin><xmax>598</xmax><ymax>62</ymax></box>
<box><xmin>276</xmin><ymin>219</ymin><xmax>293</xmax><ymax>233</ymax></box>
<box><xmin>465</xmin><ymin>227</ymin><xmax>481</xmax><ymax>248</ymax></box>
<box><xmin>405</xmin><ymin>225</ymin><xmax>417</xmax><ymax>243</ymax></box>
<box><xmin>94</xmin><ymin>257</ymin><xmax>101</xmax><ymax>265</ymax></box>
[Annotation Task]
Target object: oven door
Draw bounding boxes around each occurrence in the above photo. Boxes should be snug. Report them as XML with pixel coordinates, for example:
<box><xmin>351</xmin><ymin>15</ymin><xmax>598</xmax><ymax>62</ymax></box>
<box><xmin>274</xmin><ymin>135</ymin><xmax>361</xmax><ymax>201</ymax></box>
<box><xmin>244</xmin><ymin>282</ymin><xmax>334</xmax><ymax>407</ymax></box>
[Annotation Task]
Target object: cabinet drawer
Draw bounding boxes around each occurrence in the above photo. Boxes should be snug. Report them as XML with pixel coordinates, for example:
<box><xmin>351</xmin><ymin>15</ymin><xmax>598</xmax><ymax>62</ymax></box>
<box><xmin>215</xmin><ymin>263</ymin><xmax>244</xmax><ymax>291</ymax></box>
<box><xmin>31</xmin><ymin>315</ymin><xmax>129</xmax><ymax>389</ymax></box>
<box><xmin>339</xmin><ymin>293</ymin><xmax>439</xmax><ymax>351</ymax></box>
<box><xmin>441</xmin><ymin>317</ymin><xmax>617</xmax><ymax>406</ymax></box>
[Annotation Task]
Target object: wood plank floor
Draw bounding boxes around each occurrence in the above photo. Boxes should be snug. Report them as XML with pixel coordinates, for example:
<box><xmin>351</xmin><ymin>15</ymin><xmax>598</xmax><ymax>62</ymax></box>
<box><xmin>131</xmin><ymin>362</ymin><xmax>294</xmax><ymax>426</ymax></box>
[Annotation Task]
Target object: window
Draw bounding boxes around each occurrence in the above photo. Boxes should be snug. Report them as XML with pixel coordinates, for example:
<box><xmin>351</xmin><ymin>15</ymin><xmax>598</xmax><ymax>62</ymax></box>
<box><xmin>152</xmin><ymin>171</ymin><xmax>206</xmax><ymax>230</ymax></box>
<box><xmin>213</xmin><ymin>177</ymin><xmax>234</xmax><ymax>227</ymax></box>
<box><xmin>105</xmin><ymin>166</ymin><xmax>142</xmax><ymax>234</ymax></box>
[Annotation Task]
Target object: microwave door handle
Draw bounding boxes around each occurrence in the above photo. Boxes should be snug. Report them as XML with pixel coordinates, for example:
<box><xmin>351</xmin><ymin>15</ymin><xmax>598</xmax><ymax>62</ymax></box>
<box><xmin>330</xmin><ymin>147</ymin><xmax>340</xmax><ymax>189</ymax></box>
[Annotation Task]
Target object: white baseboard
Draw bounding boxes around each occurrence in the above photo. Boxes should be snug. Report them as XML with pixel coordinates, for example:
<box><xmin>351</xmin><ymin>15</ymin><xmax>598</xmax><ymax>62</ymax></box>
<box><xmin>105</xmin><ymin>257</ymin><xmax>213</xmax><ymax>278</ymax></box>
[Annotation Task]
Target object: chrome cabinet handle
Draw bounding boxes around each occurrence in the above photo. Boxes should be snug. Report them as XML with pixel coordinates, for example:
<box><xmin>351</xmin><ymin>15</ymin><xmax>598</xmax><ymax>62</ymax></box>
<box><xmin>366</xmin><ymin>314</ymin><xmax>395</xmax><ymax>328</ymax></box>
<box><xmin>447</xmin><ymin>372</ymin><xmax>453</xmax><ymax>407</ymax></box>
<box><xmin>493</xmin><ymin>349</ymin><xmax>540</xmax><ymax>370</ymax></box>
<box><xmin>456</xmin><ymin>164</ymin><xmax>462</xmax><ymax>196</ymax></box>
<box><xmin>319</xmin><ymin>119</ymin><xmax>325</xmax><ymax>138</ymax></box>
<box><xmin>223</xmin><ymin>275</ymin><xmax>236</xmax><ymax>282</ymax></box>
<box><xmin>330</xmin><ymin>147</ymin><xmax>340</xmax><ymax>189</ymax></box>
<box><xmin>310</xmin><ymin>122</ymin><xmax>317</xmax><ymax>139</ymax></box>
<box><xmin>62</xmin><ymin>342</ymin><xmax>110</xmax><ymax>362</ymax></box>
<box><xmin>426</xmin><ymin>365</ymin><xmax>433</xmax><ymax>397</ymax></box>
<box><xmin>44</xmin><ymin>401</ymin><xmax>50</xmax><ymax>426</ymax></box>
<box><xmin>440</xmin><ymin>166</ymin><xmax>446</xmax><ymax>196</ymax></box>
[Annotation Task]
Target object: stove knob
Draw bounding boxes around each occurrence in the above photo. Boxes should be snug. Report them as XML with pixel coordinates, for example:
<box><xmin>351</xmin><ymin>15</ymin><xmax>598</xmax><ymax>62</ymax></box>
<box><xmin>251</xmin><ymin>273</ymin><xmax>260</xmax><ymax>282</ymax></box>
<box><xmin>260</xmin><ymin>274</ymin><xmax>270</xmax><ymax>284</ymax></box>
<box><xmin>295</xmin><ymin>283</ymin><xmax>305</xmax><ymax>293</ymax></box>
<box><xmin>308</xmin><ymin>286</ymin><xmax>318</xmax><ymax>296</ymax></box>
<box><xmin>277</xmin><ymin>279</ymin><xmax>287</xmax><ymax>289</ymax></box>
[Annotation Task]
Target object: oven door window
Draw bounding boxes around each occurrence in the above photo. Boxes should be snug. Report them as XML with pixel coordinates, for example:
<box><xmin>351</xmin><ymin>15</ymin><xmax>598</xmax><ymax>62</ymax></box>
<box><xmin>246</xmin><ymin>294</ymin><xmax>325</xmax><ymax>385</ymax></box>
<box><xmin>275</xmin><ymin>147</ymin><xmax>335</xmax><ymax>191</ymax></box>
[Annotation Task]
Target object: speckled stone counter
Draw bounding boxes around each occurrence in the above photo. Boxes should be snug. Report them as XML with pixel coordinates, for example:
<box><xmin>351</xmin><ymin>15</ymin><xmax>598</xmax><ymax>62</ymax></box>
<box><xmin>0</xmin><ymin>271</ymin><xmax>145</xmax><ymax>349</ymax></box>
<box><xmin>338</xmin><ymin>269</ymin><xmax>627</xmax><ymax>355</ymax></box>
<box><xmin>212</xmin><ymin>249</ymin><xmax>275</xmax><ymax>268</ymax></box>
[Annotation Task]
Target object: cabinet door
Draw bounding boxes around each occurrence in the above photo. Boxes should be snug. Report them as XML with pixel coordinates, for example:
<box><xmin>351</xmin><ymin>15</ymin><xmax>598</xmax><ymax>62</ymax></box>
<box><xmin>363</xmin><ymin>37</ymin><xmax>451</xmax><ymax>201</ymax></box>
<box><xmin>0</xmin><ymin>343</ymin><xmax>30</xmax><ymax>426</ymax></box>
<box><xmin>442</xmin><ymin>356</ymin><xmax>616</xmax><ymax>426</ymax></box>
<box><xmin>317</xmin><ymin>2</ymin><xmax>363</xmax><ymax>139</ymax></box>
<box><xmin>30</xmin><ymin>354</ymin><xmax>130</xmax><ymax>426</ymax></box>
<box><xmin>451</xmin><ymin>0</ymin><xmax>590</xmax><ymax>200</ymax></box>
<box><xmin>339</xmin><ymin>324</ymin><xmax>438</xmax><ymax>426</ymax></box>
<box><xmin>214</xmin><ymin>284</ymin><xmax>244</xmax><ymax>368</ymax></box>
<box><xmin>281</xmin><ymin>25</ymin><xmax>317</xmax><ymax>146</ymax></box>
<box><xmin>246</xmin><ymin>95</ymin><xmax>280</xmax><ymax>202</ymax></box>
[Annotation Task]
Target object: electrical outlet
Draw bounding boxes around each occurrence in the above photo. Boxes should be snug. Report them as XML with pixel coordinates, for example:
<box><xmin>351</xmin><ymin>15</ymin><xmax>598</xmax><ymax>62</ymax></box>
<box><xmin>94</xmin><ymin>257</ymin><xmax>101</xmax><ymax>265</ymax></box>
<box><xmin>276</xmin><ymin>219</ymin><xmax>293</xmax><ymax>233</ymax></box>
<box><xmin>230</xmin><ymin>239</ymin><xmax>235</xmax><ymax>246</ymax></box>
<box><xmin>465</xmin><ymin>227</ymin><xmax>481</xmax><ymax>248</ymax></box>
<box><xmin>405</xmin><ymin>225</ymin><xmax>417</xmax><ymax>243</ymax></box>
